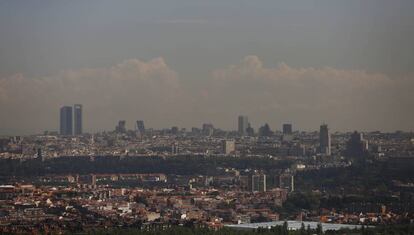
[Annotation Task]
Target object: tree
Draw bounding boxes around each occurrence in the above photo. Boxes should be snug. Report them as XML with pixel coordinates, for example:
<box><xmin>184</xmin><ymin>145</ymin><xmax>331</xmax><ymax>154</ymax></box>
<box><xmin>316</xmin><ymin>223</ymin><xmax>323</xmax><ymax>235</ymax></box>
<box><xmin>306</xmin><ymin>225</ymin><xmax>311</xmax><ymax>235</ymax></box>
<box><xmin>299</xmin><ymin>222</ymin><xmax>306</xmax><ymax>235</ymax></box>
<box><xmin>282</xmin><ymin>221</ymin><xmax>288</xmax><ymax>235</ymax></box>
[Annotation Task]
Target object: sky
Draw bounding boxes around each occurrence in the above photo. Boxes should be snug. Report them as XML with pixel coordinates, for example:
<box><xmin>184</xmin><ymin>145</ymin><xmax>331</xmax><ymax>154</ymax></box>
<box><xmin>0</xmin><ymin>0</ymin><xmax>413</xmax><ymax>134</ymax></box>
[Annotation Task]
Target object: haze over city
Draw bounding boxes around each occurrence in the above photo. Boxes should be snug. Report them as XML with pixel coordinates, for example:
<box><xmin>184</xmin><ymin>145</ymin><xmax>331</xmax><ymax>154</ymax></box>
<box><xmin>2</xmin><ymin>1</ymin><xmax>414</xmax><ymax>234</ymax></box>
<box><xmin>1</xmin><ymin>1</ymin><xmax>414</xmax><ymax>134</ymax></box>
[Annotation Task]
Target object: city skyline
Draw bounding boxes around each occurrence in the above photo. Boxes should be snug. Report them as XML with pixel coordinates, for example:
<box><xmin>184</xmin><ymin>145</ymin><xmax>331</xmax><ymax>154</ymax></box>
<box><xmin>1</xmin><ymin>1</ymin><xmax>414</xmax><ymax>134</ymax></box>
<box><xmin>2</xmin><ymin>102</ymin><xmax>414</xmax><ymax>136</ymax></box>
<box><xmin>55</xmin><ymin>108</ymin><xmax>387</xmax><ymax>136</ymax></box>
<box><xmin>0</xmin><ymin>2</ymin><xmax>413</xmax><ymax>234</ymax></box>
<box><xmin>1</xmin><ymin>56</ymin><xmax>414</xmax><ymax>135</ymax></box>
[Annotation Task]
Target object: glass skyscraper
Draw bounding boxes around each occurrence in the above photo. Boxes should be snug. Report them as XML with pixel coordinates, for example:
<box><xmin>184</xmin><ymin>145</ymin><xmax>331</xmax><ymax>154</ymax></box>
<box><xmin>74</xmin><ymin>104</ymin><xmax>82</xmax><ymax>135</ymax></box>
<box><xmin>319</xmin><ymin>124</ymin><xmax>331</xmax><ymax>156</ymax></box>
<box><xmin>238</xmin><ymin>115</ymin><xmax>249</xmax><ymax>136</ymax></box>
<box><xmin>60</xmin><ymin>106</ymin><xmax>73</xmax><ymax>135</ymax></box>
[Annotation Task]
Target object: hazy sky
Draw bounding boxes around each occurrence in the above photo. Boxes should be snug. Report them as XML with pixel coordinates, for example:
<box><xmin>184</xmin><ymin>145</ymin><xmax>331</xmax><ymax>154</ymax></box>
<box><xmin>0</xmin><ymin>0</ymin><xmax>413</xmax><ymax>134</ymax></box>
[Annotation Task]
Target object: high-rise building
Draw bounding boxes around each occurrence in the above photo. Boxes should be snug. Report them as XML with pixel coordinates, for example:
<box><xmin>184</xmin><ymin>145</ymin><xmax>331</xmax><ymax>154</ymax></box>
<box><xmin>250</xmin><ymin>174</ymin><xmax>266</xmax><ymax>192</ymax></box>
<box><xmin>202</xmin><ymin>123</ymin><xmax>214</xmax><ymax>136</ymax></box>
<box><xmin>246</xmin><ymin>123</ymin><xmax>255</xmax><ymax>136</ymax></box>
<box><xmin>283</xmin><ymin>124</ymin><xmax>292</xmax><ymax>135</ymax></box>
<box><xmin>171</xmin><ymin>126</ymin><xmax>179</xmax><ymax>135</ymax></box>
<box><xmin>345</xmin><ymin>131</ymin><xmax>369</xmax><ymax>160</ymax></box>
<box><xmin>319</xmin><ymin>124</ymin><xmax>331</xmax><ymax>156</ymax></box>
<box><xmin>191</xmin><ymin>127</ymin><xmax>201</xmax><ymax>135</ymax></box>
<box><xmin>74</xmin><ymin>104</ymin><xmax>82</xmax><ymax>135</ymax></box>
<box><xmin>171</xmin><ymin>143</ymin><xmax>179</xmax><ymax>155</ymax></box>
<box><xmin>282</xmin><ymin>123</ymin><xmax>293</xmax><ymax>142</ymax></box>
<box><xmin>238</xmin><ymin>115</ymin><xmax>249</xmax><ymax>135</ymax></box>
<box><xmin>222</xmin><ymin>140</ymin><xmax>236</xmax><ymax>155</ymax></box>
<box><xmin>116</xmin><ymin>120</ymin><xmax>126</xmax><ymax>133</ymax></box>
<box><xmin>60</xmin><ymin>106</ymin><xmax>73</xmax><ymax>135</ymax></box>
<box><xmin>136</xmin><ymin>120</ymin><xmax>145</xmax><ymax>134</ymax></box>
<box><xmin>279</xmin><ymin>172</ymin><xmax>295</xmax><ymax>192</ymax></box>
<box><xmin>258</xmin><ymin>123</ymin><xmax>272</xmax><ymax>137</ymax></box>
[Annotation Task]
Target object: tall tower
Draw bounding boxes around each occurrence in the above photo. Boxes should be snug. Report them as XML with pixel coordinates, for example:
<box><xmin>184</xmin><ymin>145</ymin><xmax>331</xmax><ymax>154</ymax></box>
<box><xmin>202</xmin><ymin>123</ymin><xmax>214</xmax><ymax>136</ymax></box>
<box><xmin>116</xmin><ymin>120</ymin><xmax>126</xmax><ymax>133</ymax></box>
<box><xmin>238</xmin><ymin>115</ymin><xmax>249</xmax><ymax>135</ymax></box>
<box><xmin>222</xmin><ymin>140</ymin><xmax>235</xmax><ymax>155</ymax></box>
<box><xmin>136</xmin><ymin>120</ymin><xmax>145</xmax><ymax>134</ymax></box>
<box><xmin>279</xmin><ymin>172</ymin><xmax>295</xmax><ymax>192</ymax></box>
<box><xmin>250</xmin><ymin>174</ymin><xmax>266</xmax><ymax>192</ymax></box>
<box><xmin>319</xmin><ymin>124</ymin><xmax>331</xmax><ymax>156</ymax></box>
<box><xmin>345</xmin><ymin>131</ymin><xmax>369</xmax><ymax>160</ymax></box>
<box><xmin>282</xmin><ymin>123</ymin><xmax>292</xmax><ymax>135</ymax></box>
<box><xmin>74</xmin><ymin>104</ymin><xmax>83</xmax><ymax>135</ymax></box>
<box><xmin>60</xmin><ymin>106</ymin><xmax>73</xmax><ymax>135</ymax></box>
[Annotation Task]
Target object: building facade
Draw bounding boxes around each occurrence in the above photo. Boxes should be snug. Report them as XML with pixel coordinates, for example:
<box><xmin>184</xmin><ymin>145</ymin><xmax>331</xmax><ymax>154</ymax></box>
<box><xmin>60</xmin><ymin>106</ymin><xmax>73</xmax><ymax>135</ymax></box>
<box><xmin>283</xmin><ymin>124</ymin><xmax>292</xmax><ymax>135</ymax></box>
<box><xmin>250</xmin><ymin>174</ymin><xmax>266</xmax><ymax>192</ymax></box>
<box><xmin>319</xmin><ymin>124</ymin><xmax>331</xmax><ymax>156</ymax></box>
<box><xmin>238</xmin><ymin>115</ymin><xmax>249</xmax><ymax>136</ymax></box>
<box><xmin>136</xmin><ymin>120</ymin><xmax>145</xmax><ymax>134</ymax></box>
<box><xmin>222</xmin><ymin>140</ymin><xmax>236</xmax><ymax>155</ymax></box>
<box><xmin>116</xmin><ymin>120</ymin><xmax>126</xmax><ymax>133</ymax></box>
<box><xmin>74</xmin><ymin>104</ymin><xmax>82</xmax><ymax>135</ymax></box>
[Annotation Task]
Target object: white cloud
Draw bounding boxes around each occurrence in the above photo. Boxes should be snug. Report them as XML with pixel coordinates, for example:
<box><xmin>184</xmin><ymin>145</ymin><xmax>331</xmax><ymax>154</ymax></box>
<box><xmin>203</xmin><ymin>56</ymin><xmax>414</xmax><ymax>131</ymax></box>
<box><xmin>0</xmin><ymin>58</ymin><xmax>182</xmax><ymax>134</ymax></box>
<box><xmin>0</xmin><ymin>56</ymin><xmax>413</xmax><ymax>134</ymax></box>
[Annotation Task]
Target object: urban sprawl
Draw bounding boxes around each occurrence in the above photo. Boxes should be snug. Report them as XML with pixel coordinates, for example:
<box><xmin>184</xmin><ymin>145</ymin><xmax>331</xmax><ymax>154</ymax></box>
<box><xmin>0</xmin><ymin>105</ymin><xmax>413</xmax><ymax>233</ymax></box>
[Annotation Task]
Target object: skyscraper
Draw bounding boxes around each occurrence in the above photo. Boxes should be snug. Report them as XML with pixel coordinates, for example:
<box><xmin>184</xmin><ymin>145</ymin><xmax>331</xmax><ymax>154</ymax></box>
<box><xmin>60</xmin><ymin>106</ymin><xmax>73</xmax><ymax>135</ymax></box>
<box><xmin>74</xmin><ymin>104</ymin><xmax>82</xmax><ymax>135</ymax></box>
<box><xmin>136</xmin><ymin>120</ymin><xmax>145</xmax><ymax>134</ymax></box>
<box><xmin>283</xmin><ymin>124</ymin><xmax>292</xmax><ymax>135</ymax></box>
<box><xmin>282</xmin><ymin>123</ymin><xmax>293</xmax><ymax>142</ymax></box>
<box><xmin>246</xmin><ymin>123</ymin><xmax>255</xmax><ymax>136</ymax></box>
<box><xmin>250</xmin><ymin>174</ymin><xmax>266</xmax><ymax>192</ymax></box>
<box><xmin>171</xmin><ymin>143</ymin><xmax>179</xmax><ymax>155</ymax></box>
<box><xmin>116</xmin><ymin>120</ymin><xmax>126</xmax><ymax>133</ymax></box>
<box><xmin>238</xmin><ymin>115</ymin><xmax>249</xmax><ymax>135</ymax></box>
<box><xmin>258</xmin><ymin>123</ymin><xmax>272</xmax><ymax>137</ymax></box>
<box><xmin>319</xmin><ymin>124</ymin><xmax>331</xmax><ymax>156</ymax></box>
<box><xmin>345</xmin><ymin>131</ymin><xmax>369</xmax><ymax>160</ymax></box>
<box><xmin>279</xmin><ymin>172</ymin><xmax>295</xmax><ymax>192</ymax></box>
<box><xmin>171</xmin><ymin>126</ymin><xmax>179</xmax><ymax>135</ymax></box>
<box><xmin>222</xmin><ymin>140</ymin><xmax>236</xmax><ymax>155</ymax></box>
<box><xmin>202</xmin><ymin>123</ymin><xmax>214</xmax><ymax>136</ymax></box>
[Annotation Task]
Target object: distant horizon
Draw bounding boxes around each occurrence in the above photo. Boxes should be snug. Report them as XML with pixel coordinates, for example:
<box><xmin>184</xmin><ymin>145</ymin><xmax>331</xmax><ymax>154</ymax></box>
<box><xmin>1</xmin><ymin>2</ymin><xmax>413</xmax><ymax>233</ymax></box>
<box><xmin>1</xmin><ymin>1</ymin><xmax>413</xmax><ymax>135</ymax></box>
<box><xmin>1</xmin><ymin>116</ymin><xmax>413</xmax><ymax>137</ymax></box>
